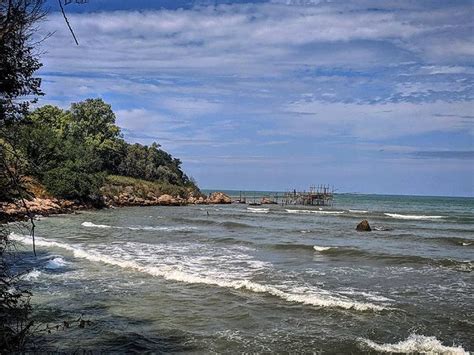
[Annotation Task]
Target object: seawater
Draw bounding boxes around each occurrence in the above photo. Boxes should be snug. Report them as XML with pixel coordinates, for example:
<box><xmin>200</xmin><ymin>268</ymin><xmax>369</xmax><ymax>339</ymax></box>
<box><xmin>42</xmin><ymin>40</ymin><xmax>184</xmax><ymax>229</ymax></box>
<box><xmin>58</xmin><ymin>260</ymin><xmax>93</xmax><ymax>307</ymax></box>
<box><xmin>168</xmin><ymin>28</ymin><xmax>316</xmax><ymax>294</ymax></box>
<box><xmin>10</xmin><ymin>193</ymin><xmax>474</xmax><ymax>353</ymax></box>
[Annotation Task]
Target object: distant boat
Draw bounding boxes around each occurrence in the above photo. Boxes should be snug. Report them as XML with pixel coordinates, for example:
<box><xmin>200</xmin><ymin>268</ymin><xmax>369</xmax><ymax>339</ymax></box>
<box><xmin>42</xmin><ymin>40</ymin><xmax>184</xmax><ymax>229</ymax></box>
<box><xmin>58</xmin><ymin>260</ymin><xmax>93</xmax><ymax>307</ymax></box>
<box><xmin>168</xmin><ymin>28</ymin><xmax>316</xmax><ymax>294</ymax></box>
<box><xmin>248</xmin><ymin>202</ymin><xmax>261</xmax><ymax>206</ymax></box>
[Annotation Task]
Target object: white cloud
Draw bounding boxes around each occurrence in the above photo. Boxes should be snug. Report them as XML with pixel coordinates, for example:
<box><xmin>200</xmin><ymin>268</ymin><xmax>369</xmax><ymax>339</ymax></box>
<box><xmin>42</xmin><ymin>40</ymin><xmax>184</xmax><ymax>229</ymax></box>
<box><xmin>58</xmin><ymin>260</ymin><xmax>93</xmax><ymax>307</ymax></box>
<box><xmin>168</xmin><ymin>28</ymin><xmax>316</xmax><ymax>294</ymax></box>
<box><xmin>38</xmin><ymin>2</ymin><xmax>469</xmax><ymax>76</ymax></box>
<box><xmin>269</xmin><ymin>100</ymin><xmax>474</xmax><ymax>139</ymax></box>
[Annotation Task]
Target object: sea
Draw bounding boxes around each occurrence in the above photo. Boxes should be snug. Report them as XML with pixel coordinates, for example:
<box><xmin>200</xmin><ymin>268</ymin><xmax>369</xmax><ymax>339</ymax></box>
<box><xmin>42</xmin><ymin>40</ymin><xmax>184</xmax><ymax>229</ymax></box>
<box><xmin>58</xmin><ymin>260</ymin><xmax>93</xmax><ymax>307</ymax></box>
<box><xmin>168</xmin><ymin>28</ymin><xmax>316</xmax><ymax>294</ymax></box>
<box><xmin>8</xmin><ymin>192</ymin><xmax>474</xmax><ymax>353</ymax></box>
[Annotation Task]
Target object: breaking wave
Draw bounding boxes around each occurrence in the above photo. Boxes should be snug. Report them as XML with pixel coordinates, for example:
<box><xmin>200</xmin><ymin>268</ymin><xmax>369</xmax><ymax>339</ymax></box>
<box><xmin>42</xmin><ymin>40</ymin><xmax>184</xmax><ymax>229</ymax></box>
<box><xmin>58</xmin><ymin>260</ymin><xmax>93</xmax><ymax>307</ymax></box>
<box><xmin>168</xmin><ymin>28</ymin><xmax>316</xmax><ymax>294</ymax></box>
<box><xmin>308</xmin><ymin>245</ymin><xmax>472</xmax><ymax>272</ymax></box>
<box><xmin>349</xmin><ymin>209</ymin><xmax>368</xmax><ymax>213</ymax></box>
<box><xmin>81</xmin><ymin>221</ymin><xmax>196</xmax><ymax>232</ymax></box>
<box><xmin>9</xmin><ymin>233</ymin><xmax>387</xmax><ymax>312</ymax></box>
<box><xmin>359</xmin><ymin>333</ymin><xmax>469</xmax><ymax>354</ymax></box>
<box><xmin>246</xmin><ymin>207</ymin><xmax>269</xmax><ymax>213</ymax></box>
<box><xmin>22</xmin><ymin>269</ymin><xmax>41</xmax><ymax>281</ymax></box>
<box><xmin>313</xmin><ymin>245</ymin><xmax>336</xmax><ymax>252</ymax></box>
<box><xmin>384</xmin><ymin>213</ymin><xmax>445</xmax><ymax>220</ymax></box>
<box><xmin>81</xmin><ymin>221</ymin><xmax>111</xmax><ymax>228</ymax></box>
<box><xmin>286</xmin><ymin>209</ymin><xmax>345</xmax><ymax>215</ymax></box>
<box><xmin>45</xmin><ymin>257</ymin><xmax>67</xmax><ymax>269</ymax></box>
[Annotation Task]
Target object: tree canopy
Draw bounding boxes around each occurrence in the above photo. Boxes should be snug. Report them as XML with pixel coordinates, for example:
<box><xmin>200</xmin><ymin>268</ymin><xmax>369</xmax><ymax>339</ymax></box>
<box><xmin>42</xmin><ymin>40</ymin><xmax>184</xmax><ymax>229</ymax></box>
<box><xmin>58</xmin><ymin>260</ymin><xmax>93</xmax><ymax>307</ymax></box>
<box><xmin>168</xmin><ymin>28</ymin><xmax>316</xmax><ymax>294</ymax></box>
<box><xmin>12</xmin><ymin>98</ymin><xmax>196</xmax><ymax>200</ymax></box>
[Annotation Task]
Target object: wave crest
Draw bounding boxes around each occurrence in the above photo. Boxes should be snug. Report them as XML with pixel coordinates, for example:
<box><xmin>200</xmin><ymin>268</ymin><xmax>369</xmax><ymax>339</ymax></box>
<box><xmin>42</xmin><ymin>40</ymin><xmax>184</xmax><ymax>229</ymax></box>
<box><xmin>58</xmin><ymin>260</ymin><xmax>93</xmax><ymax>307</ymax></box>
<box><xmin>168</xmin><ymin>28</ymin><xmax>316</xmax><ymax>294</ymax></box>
<box><xmin>359</xmin><ymin>334</ymin><xmax>469</xmax><ymax>354</ymax></box>
<box><xmin>384</xmin><ymin>213</ymin><xmax>444</xmax><ymax>220</ymax></box>
<box><xmin>9</xmin><ymin>233</ymin><xmax>387</xmax><ymax>312</ymax></box>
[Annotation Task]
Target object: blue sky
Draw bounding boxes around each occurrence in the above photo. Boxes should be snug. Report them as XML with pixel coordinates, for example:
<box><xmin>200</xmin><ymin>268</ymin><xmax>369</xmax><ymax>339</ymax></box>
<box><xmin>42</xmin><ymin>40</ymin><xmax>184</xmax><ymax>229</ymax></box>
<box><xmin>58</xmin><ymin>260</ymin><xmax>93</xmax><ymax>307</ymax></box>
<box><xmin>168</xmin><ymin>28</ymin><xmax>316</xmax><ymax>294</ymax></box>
<box><xmin>37</xmin><ymin>0</ymin><xmax>473</xmax><ymax>196</ymax></box>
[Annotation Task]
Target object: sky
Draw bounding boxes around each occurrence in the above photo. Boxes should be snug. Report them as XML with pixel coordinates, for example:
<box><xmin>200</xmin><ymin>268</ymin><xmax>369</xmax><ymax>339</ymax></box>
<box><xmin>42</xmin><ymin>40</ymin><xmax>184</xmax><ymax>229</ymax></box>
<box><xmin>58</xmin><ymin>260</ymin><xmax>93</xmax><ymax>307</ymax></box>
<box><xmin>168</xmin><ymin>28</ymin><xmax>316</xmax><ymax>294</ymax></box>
<box><xmin>36</xmin><ymin>0</ymin><xmax>473</xmax><ymax>196</ymax></box>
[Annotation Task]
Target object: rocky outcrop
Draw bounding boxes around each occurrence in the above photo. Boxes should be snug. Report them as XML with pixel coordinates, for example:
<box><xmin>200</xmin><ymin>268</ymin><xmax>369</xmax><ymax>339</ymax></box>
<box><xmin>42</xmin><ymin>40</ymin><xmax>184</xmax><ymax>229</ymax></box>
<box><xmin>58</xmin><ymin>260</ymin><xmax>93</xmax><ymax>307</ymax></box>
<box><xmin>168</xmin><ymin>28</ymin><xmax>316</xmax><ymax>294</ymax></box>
<box><xmin>187</xmin><ymin>196</ymin><xmax>207</xmax><ymax>204</ymax></box>
<box><xmin>1</xmin><ymin>190</ymin><xmax>234</xmax><ymax>222</ymax></box>
<box><xmin>261</xmin><ymin>197</ymin><xmax>277</xmax><ymax>204</ymax></box>
<box><xmin>0</xmin><ymin>198</ymin><xmax>86</xmax><ymax>221</ymax></box>
<box><xmin>207</xmin><ymin>192</ymin><xmax>232</xmax><ymax>204</ymax></box>
<box><xmin>356</xmin><ymin>220</ymin><xmax>372</xmax><ymax>232</ymax></box>
<box><xmin>157</xmin><ymin>194</ymin><xmax>180</xmax><ymax>206</ymax></box>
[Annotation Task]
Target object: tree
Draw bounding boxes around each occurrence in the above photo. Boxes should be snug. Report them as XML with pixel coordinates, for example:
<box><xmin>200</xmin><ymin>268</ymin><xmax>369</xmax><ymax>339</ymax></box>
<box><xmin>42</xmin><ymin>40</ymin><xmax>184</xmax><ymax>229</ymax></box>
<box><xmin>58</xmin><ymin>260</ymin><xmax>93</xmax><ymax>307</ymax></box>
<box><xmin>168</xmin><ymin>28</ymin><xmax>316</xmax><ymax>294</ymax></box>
<box><xmin>66</xmin><ymin>99</ymin><xmax>125</xmax><ymax>172</ymax></box>
<box><xmin>0</xmin><ymin>0</ymin><xmax>44</xmax><ymax>127</ymax></box>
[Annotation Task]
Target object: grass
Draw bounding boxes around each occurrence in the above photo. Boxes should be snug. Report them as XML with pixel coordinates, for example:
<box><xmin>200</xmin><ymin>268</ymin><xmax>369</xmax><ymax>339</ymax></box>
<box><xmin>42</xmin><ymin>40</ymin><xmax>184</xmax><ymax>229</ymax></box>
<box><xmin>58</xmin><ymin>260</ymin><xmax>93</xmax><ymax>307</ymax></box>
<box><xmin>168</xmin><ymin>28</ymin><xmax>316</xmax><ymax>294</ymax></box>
<box><xmin>102</xmin><ymin>175</ymin><xmax>202</xmax><ymax>199</ymax></box>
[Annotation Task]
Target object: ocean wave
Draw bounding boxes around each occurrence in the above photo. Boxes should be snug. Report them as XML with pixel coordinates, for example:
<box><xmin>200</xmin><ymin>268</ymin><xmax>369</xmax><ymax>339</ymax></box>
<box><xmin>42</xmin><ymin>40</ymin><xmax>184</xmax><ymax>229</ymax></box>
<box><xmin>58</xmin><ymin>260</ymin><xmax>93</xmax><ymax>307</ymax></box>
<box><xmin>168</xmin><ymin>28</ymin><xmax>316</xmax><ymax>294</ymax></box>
<box><xmin>339</xmin><ymin>289</ymin><xmax>394</xmax><ymax>302</ymax></box>
<box><xmin>246</xmin><ymin>207</ymin><xmax>269</xmax><ymax>213</ymax></box>
<box><xmin>128</xmin><ymin>225</ymin><xmax>197</xmax><ymax>232</ymax></box>
<box><xmin>45</xmin><ymin>257</ymin><xmax>67</xmax><ymax>269</ymax></box>
<box><xmin>430</xmin><ymin>236</ymin><xmax>474</xmax><ymax>247</ymax></box>
<box><xmin>384</xmin><ymin>213</ymin><xmax>445</xmax><ymax>220</ymax></box>
<box><xmin>286</xmin><ymin>209</ymin><xmax>344</xmax><ymax>215</ymax></box>
<box><xmin>220</xmin><ymin>221</ymin><xmax>253</xmax><ymax>229</ymax></box>
<box><xmin>359</xmin><ymin>334</ymin><xmax>469</xmax><ymax>354</ymax></box>
<box><xmin>22</xmin><ymin>269</ymin><xmax>42</xmax><ymax>281</ymax></box>
<box><xmin>271</xmin><ymin>243</ymin><xmax>315</xmax><ymax>252</ymax></box>
<box><xmin>81</xmin><ymin>221</ymin><xmax>111</xmax><ymax>228</ymax></box>
<box><xmin>373</xmin><ymin>226</ymin><xmax>393</xmax><ymax>231</ymax></box>
<box><xmin>307</xmin><ymin>245</ymin><xmax>473</xmax><ymax>272</ymax></box>
<box><xmin>10</xmin><ymin>233</ymin><xmax>386</xmax><ymax>312</ymax></box>
<box><xmin>81</xmin><ymin>221</ymin><xmax>196</xmax><ymax>232</ymax></box>
<box><xmin>313</xmin><ymin>245</ymin><xmax>336</xmax><ymax>252</ymax></box>
<box><xmin>349</xmin><ymin>209</ymin><xmax>369</xmax><ymax>213</ymax></box>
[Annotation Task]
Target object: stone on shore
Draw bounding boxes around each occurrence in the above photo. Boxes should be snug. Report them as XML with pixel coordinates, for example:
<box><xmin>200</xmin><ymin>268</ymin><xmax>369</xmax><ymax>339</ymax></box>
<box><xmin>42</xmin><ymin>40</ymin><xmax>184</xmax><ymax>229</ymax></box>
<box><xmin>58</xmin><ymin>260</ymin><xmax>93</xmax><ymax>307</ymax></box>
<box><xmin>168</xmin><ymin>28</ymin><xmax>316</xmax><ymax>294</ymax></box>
<box><xmin>208</xmin><ymin>192</ymin><xmax>232</xmax><ymax>204</ymax></box>
<box><xmin>356</xmin><ymin>219</ymin><xmax>372</xmax><ymax>232</ymax></box>
<box><xmin>157</xmin><ymin>194</ymin><xmax>179</xmax><ymax>206</ymax></box>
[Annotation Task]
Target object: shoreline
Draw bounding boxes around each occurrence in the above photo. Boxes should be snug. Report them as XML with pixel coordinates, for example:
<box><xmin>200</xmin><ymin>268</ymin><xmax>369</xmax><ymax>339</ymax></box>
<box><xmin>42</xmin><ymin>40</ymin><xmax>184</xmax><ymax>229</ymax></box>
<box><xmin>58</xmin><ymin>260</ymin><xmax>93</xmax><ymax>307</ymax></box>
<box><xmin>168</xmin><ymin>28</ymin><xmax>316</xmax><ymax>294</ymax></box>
<box><xmin>0</xmin><ymin>191</ymin><xmax>233</xmax><ymax>223</ymax></box>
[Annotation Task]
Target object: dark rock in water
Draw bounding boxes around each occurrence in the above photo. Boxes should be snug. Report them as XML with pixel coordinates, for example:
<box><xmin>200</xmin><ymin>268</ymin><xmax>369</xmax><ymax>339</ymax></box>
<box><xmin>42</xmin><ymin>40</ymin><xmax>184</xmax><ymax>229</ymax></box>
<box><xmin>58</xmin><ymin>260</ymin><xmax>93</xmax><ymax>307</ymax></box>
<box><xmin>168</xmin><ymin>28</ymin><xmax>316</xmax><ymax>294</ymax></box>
<box><xmin>356</xmin><ymin>220</ymin><xmax>371</xmax><ymax>232</ymax></box>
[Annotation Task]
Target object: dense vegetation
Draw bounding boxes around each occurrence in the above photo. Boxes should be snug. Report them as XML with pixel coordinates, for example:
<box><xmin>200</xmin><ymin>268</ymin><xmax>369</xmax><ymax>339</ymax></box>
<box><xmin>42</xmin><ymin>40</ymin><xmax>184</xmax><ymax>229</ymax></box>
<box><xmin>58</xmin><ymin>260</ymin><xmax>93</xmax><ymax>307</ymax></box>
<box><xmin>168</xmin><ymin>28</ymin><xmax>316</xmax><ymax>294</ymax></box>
<box><xmin>4</xmin><ymin>98</ymin><xmax>198</xmax><ymax>201</ymax></box>
<box><xmin>1</xmin><ymin>1</ymin><xmax>44</xmax><ymax>351</ymax></box>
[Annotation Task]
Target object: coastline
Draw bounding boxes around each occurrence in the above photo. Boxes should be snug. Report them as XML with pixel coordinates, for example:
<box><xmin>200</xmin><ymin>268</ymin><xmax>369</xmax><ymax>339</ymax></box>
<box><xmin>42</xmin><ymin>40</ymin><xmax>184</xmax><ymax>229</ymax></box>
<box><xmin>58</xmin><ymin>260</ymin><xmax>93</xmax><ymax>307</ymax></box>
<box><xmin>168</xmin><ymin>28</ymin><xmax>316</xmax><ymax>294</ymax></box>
<box><xmin>0</xmin><ymin>191</ymin><xmax>232</xmax><ymax>222</ymax></box>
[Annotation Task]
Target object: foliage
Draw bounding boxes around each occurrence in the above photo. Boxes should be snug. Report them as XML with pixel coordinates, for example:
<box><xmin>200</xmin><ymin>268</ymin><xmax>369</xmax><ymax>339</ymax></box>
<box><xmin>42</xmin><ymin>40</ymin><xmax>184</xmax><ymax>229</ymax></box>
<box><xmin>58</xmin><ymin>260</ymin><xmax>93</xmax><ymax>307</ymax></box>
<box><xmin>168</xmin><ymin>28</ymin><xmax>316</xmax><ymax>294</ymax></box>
<box><xmin>10</xmin><ymin>98</ymin><xmax>199</xmax><ymax>200</ymax></box>
<box><xmin>103</xmin><ymin>174</ymin><xmax>199</xmax><ymax>200</ymax></box>
<box><xmin>0</xmin><ymin>226</ymin><xmax>33</xmax><ymax>352</ymax></box>
<box><xmin>118</xmin><ymin>142</ymin><xmax>189</xmax><ymax>185</ymax></box>
<box><xmin>0</xmin><ymin>0</ymin><xmax>44</xmax><ymax>126</ymax></box>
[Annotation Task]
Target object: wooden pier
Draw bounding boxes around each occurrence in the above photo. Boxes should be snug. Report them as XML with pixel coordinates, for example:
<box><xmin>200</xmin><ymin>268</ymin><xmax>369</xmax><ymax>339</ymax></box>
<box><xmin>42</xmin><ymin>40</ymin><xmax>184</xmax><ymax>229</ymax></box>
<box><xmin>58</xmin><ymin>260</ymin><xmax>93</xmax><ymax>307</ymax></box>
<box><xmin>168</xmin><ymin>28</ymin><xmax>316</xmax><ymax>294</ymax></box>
<box><xmin>233</xmin><ymin>185</ymin><xmax>334</xmax><ymax>206</ymax></box>
<box><xmin>282</xmin><ymin>185</ymin><xmax>334</xmax><ymax>206</ymax></box>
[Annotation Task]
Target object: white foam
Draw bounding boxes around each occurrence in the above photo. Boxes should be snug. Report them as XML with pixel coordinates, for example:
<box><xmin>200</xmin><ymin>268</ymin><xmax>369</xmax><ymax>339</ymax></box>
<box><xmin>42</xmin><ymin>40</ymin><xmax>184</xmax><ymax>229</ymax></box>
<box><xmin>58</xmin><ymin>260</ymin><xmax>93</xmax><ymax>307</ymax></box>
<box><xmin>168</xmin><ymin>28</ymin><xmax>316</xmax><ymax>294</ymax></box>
<box><xmin>360</xmin><ymin>334</ymin><xmax>469</xmax><ymax>354</ymax></box>
<box><xmin>81</xmin><ymin>221</ymin><xmax>111</xmax><ymax>228</ymax></box>
<box><xmin>313</xmin><ymin>245</ymin><xmax>335</xmax><ymax>252</ymax></box>
<box><xmin>384</xmin><ymin>213</ymin><xmax>444</xmax><ymax>220</ymax></box>
<box><xmin>349</xmin><ymin>209</ymin><xmax>368</xmax><ymax>213</ymax></box>
<box><xmin>286</xmin><ymin>209</ymin><xmax>344</xmax><ymax>215</ymax></box>
<box><xmin>81</xmin><ymin>221</ymin><xmax>196</xmax><ymax>232</ymax></box>
<box><xmin>247</xmin><ymin>207</ymin><xmax>269</xmax><ymax>213</ymax></box>
<box><xmin>22</xmin><ymin>269</ymin><xmax>41</xmax><ymax>281</ymax></box>
<box><xmin>127</xmin><ymin>226</ymin><xmax>197</xmax><ymax>232</ymax></box>
<box><xmin>10</xmin><ymin>233</ymin><xmax>386</xmax><ymax>312</ymax></box>
<box><xmin>462</xmin><ymin>242</ymin><xmax>472</xmax><ymax>246</ymax></box>
<box><xmin>45</xmin><ymin>257</ymin><xmax>67</xmax><ymax>269</ymax></box>
<box><xmin>339</xmin><ymin>289</ymin><xmax>394</xmax><ymax>302</ymax></box>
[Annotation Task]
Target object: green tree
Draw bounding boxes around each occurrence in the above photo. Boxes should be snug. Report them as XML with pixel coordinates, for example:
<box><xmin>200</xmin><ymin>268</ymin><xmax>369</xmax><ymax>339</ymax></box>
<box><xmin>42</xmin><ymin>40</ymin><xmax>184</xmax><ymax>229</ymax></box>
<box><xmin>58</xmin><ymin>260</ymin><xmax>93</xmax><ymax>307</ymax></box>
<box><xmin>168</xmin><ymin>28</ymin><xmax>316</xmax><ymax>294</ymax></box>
<box><xmin>0</xmin><ymin>0</ymin><xmax>44</xmax><ymax>127</ymax></box>
<box><xmin>66</xmin><ymin>98</ymin><xmax>124</xmax><ymax>172</ymax></box>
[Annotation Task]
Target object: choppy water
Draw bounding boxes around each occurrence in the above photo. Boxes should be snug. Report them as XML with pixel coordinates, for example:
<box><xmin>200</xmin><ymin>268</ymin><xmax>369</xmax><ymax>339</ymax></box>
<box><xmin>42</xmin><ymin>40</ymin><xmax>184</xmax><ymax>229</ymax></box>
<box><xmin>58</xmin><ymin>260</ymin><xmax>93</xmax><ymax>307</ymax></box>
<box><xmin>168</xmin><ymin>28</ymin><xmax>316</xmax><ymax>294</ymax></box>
<box><xmin>9</xmin><ymin>193</ymin><xmax>474</xmax><ymax>353</ymax></box>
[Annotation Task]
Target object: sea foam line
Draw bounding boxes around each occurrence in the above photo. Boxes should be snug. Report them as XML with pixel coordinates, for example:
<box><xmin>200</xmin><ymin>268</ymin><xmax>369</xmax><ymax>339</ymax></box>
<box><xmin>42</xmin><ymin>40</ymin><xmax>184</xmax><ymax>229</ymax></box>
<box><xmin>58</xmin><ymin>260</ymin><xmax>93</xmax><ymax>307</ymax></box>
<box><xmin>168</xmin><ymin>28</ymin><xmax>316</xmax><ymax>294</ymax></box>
<box><xmin>9</xmin><ymin>233</ymin><xmax>386</xmax><ymax>312</ymax></box>
<box><xmin>359</xmin><ymin>334</ymin><xmax>469</xmax><ymax>354</ymax></box>
<box><xmin>286</xmin><ymin>209</ymin><xmax>344</xmax><ymax>215</ymax></box>
<box><xmin>384</xmin><ymin>213</ymin><xmax>444</xmax><ymax>220</ymax></box>
<box><xmin>313</xmin><ymin>245</ymin><xmax>336</xmax><ymax>252</ymax></box>
<box><xmin>246</xmin><ymin>207</ymin><xmax>269</xmax><ymax>213</ymax></box>
<box><xmin>81</xmin><ymin>221</ymin><xmax>196</xmax><ymax>232</ymax></box>
<box><xmin>349</xmin><ymin>209</ymin><xmax>368</xmax><ymax>213</ymax></box>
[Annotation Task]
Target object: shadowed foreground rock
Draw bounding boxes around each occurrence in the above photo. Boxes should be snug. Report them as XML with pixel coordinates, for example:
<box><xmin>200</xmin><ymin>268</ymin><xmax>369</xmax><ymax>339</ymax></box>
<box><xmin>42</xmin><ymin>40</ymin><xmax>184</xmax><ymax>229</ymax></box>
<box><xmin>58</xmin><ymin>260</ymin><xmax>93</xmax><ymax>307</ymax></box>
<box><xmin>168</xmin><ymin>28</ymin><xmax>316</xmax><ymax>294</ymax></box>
<box><xmin>356</xmin><ymin>220</ymin><xmax>372</xmax><ymax>232</ymax></box>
